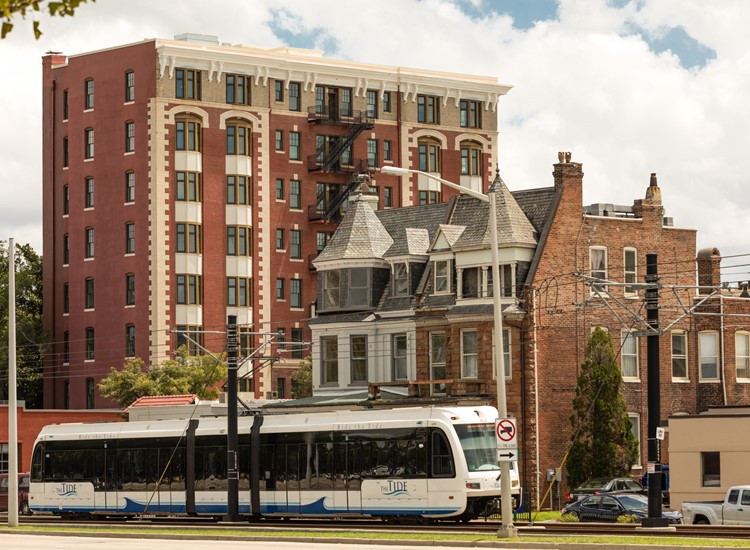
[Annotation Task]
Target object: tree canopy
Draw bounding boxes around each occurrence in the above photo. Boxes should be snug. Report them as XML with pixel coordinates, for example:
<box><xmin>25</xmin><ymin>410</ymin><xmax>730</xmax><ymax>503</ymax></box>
<box><xmin>98</xmin><ymin>346</ymin><xmax>227</xmax><ymax>410</ymax></box>
<box><xmin>291</xmin><ymin>355</ymin><xmax>312</xmax><ymax>399</ymax></box>
<box><xmin>1</xmin><ymin>0</ymin><xmax>93</xmax><ymax>38</ymax></box>
<box><xmin>0</xmin><ymin>241</ymin><xmax>46</xmax><ymax>407</ymax></box>
<box><xmin>567</xmin><ymin>327</ymin><xmax>639</xmax><ymax>488</ymax></box>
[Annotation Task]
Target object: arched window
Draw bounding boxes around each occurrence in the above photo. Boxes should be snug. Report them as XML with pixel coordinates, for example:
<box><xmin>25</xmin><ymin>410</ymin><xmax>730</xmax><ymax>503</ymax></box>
<box><xmin>226</xmin><ymin>120</ymin><xmax>252</xmax><ymax>156</ymax></box>
<box><xmin>460</xmin><ymin>141</ymin><xmax>482</xmax><ymax>176</ymax></box>
<box><xmin>175</xmin><ymin>116</ymin><xmax>202</xmax><ymax>151</ymax></box>
<box><xmin>418</xmin><ymin>138</ymin><xmax>441</xmax><ymax>173</ymax></box>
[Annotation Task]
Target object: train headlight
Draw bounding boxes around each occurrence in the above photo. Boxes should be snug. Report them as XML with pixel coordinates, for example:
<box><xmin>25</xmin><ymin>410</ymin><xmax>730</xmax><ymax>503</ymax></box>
<box><xmin>466</xmin><ymin>482</ymin><xmax>481</xmax><ymax>490</ymax></box>
<box><xmin>512</xmin><ymin>480</ymin><xmax>520</xmax><ymax>488</ymax></box>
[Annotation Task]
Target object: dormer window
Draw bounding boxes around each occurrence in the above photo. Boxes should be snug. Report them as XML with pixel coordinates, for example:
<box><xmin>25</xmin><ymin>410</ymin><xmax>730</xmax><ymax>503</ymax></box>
<box><xmin>393</xmin><ymin>263</ymin><xmax>409</xmax><ymax>296</ymax></box>
<box><xmin>434</xmin><ymin>260</ymin><xmax>451</xmax><ymax>293</ymax></box>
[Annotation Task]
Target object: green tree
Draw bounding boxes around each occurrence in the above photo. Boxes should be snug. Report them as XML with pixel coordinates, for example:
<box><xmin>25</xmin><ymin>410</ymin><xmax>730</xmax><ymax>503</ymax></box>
<box><xmin>99</xmin><ymin>346</ymin><xmax>227</xmax><ymax>410</ymax></box>
<box><xmin>567</xmin><ymin>327</ymin><xmax>639</xmax><ymax>488</ymax></box>
<box><xmin>291</xmin><ymin>355</ymin><xmax>312</xmax><ymax>399</ymax></box>
<box><xmin>1</xmin><ymin>0</ymin><xmax>94</xmax><ymax>38</ymax></box>
<box><xmin>0</xmin><ymin>241</ymin><xmax>47</xmax><ymax>408</ymax></box>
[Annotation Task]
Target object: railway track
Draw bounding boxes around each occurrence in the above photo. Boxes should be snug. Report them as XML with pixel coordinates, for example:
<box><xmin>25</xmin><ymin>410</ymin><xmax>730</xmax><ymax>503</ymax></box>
<box><xmin>9</xmin><ymin>514</ymin><xmax>750</xmax><ymax>540</ymax></box>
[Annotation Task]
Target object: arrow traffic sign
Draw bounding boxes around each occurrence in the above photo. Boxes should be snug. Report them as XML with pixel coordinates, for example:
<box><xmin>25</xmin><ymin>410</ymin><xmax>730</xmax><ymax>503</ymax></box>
<box><xmin>497</xmin><ymin>448</ymin><xmax>518</xmax><ymax>462</ymax></box>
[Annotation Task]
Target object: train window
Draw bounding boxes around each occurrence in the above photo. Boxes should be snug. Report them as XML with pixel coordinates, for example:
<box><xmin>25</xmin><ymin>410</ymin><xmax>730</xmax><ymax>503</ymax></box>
<box><xmin>31</xmin><ymin>445</ymin><xmax>44</xmax><ymax>482</ymax></box>
<box><xmin>454</xmin><ymin>423</ymin><xmax>501</xmax><ymax>471</ymax></box>
<box><xmin>430</xmin><ymin>429</ymin><xmax>455</xmax><ymax>478</ymax></box>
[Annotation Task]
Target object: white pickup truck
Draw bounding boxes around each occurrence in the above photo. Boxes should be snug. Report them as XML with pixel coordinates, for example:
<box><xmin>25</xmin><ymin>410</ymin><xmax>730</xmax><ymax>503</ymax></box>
<box><xmin>682</xmin><ymin>485</ymin><xmax>750</xmax><ymax>525</ymax></box>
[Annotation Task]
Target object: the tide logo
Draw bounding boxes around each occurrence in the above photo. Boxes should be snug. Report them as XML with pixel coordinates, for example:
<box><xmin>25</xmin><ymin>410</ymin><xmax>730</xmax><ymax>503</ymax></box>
<box><xmin>57</xmin><ymin>483</ymin><xmax>77</xmax><ymax>497</ymax></box>
<box><xmin>380</xmin><ymin>480</ymin><xmax>409</xmax><ymax>497</ymax></box>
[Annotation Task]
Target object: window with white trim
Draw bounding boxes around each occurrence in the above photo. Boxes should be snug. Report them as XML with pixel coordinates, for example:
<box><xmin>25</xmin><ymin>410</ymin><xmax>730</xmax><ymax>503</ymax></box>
<box><xmin>392</xmin><ymin>333</ymin><xmax>408</xmax><ymax>380</ymax></box>
<box><xmin>430</xmin><ymin>332</ymin><xmax>447</xmax><ymax>395</ymax></box>
<box><xmin>699</xmin><ymin>331</ymin><xmax>719</xmax><ymax>381</ymax></box>
<box><xmin>628</xmin><ymin>413</ymin><xmax>641</xmax><ymax>466</ymax></box>
<box><xmin>736</xmin><ymin>332</ymin><xmax>750</xmax><ymax>380</ymax></box>
<box><xmin>492</xmin><ymin>328</ymin><xmax>511</xmax><ymax>378</ymax></box>
<box><xmin>350</xmin><ymin>335</ymin><xmax>368</xmax><ymax>384</ymax></box>
<box><xmin>321</xmin><ymin>335</ymin><xmax>338</xmax><ymax>384</ymax></box>
<box><xmin>393</xmin><ymin>262</ymin><xmax>409</xmax><ymax>296</ymax></box>
<box><xmin>434</xmin><ymin>260</ymin><xmax>451</xmax><ymax>294</ymax></box>
<box><xmin>624</xmin><ymin>248</ymin><xmax>637</xmax><ymax>296</ymax></box>
<box><xmin>590</xmin><ymin>246</ymin><xmax>608</xmax><ymax>293</ymax></box>
<box><xmin>621</xmin><ymin>330</ymin><xmax>639</xmax><ymax>379</ymax></box>
<box><xmin>461</xmin><ymin>329</ymin><xmax>478</xmax><ymax>379</ymax></box>
<box><xmin>671</xmin><ymin>331</ymin><xmax>688</xmax><ymax>380</ymax></box>
<box><xmin>323</xmin><ymin>270</ymin><xmax>340</xmax><ymax>308</ymax></box>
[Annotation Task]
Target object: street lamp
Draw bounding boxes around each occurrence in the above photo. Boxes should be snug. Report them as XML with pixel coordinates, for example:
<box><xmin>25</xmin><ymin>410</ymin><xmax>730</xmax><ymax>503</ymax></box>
<box><xmin>381</xmin><ymin>167</ymin><xmax>516</xmax><ymax>537</ymax></box>
<box><xmin>2</xmin><ymin>238</ymin><xmax>18</xmax><ymax>527</ymax></box>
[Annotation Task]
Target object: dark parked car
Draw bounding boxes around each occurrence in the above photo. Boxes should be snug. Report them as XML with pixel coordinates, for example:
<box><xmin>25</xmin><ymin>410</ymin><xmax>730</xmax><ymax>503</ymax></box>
<box><xmin>0</xmin><ymin>472</ymin><xmax>31</xmax><ymax>515</ymax></box>
<box><xmin>565</xmin><ymin>476</ymin><xmax>644</xmax><ymax>503</ymax></box>
<box><xmin>561</xmin><ymin>493</ymin><xmax>682</xmax><ymax>524</ymax></box>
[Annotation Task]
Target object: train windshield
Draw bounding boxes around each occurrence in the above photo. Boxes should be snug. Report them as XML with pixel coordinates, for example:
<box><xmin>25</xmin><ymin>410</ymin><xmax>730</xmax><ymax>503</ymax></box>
<box><xmin>455</xmin><ymin>423</ymin><xmax>506</xmax><ymax>472</ymax></box>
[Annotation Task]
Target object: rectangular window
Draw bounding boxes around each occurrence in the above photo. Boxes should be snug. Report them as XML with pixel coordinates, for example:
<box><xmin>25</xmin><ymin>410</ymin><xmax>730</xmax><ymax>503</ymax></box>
<box><xmin>227</xmin><ymin>277</ymin><xmax>251</xmax><ymax>307</ymax></box>
<box><xmin>350</xmin><ymin>335</ymin><xmax>368</xmax><ymax>384</ymax></box>
<box><xmin>125</xmin><ymin>171</ymin><xmax>135</xmax><ymax>203</ymax></box>
<box><xmin>434</xmin><ymin>260</ymin><xmax>450</xmax><ymax>293</ymax></box>
<box><xmin>393</xmin><ymin>262</ymin><xmax>408</xmax><ymax>296</ymax></box>
<box><xmin>323</xmin><ymin>270</ymin><xmax>340</xmax><ymax>308</ymax></box>
<box><xmin>672</xmin><ymin>331</ymin><xmax>688</xmax><ymax>379</ymax></box>
<box><xmin>225</xmin><ymin>74</ymin><xmax>250</xmax><ymax>105</ymax></box>
<box><xmin>321</xmin><ymin>335</ymin><xmax>338</xmax><ymax>384</ymax></box>
<box><xmin>275</xmin><ymin>178</ymin><xmax>285</xmax><ymax>200</ymax></box>
<box><xmin>176</xmin><ymin>223</ymin><xmax>202</xmax><ymax>253</ymax></box>
<box><xmin>125</xmin><ymin>70</ymin><xmax>135</xmax><ymax>102</ymax></box>
<box><xmin>85</xmin><ymin>176</ymin><xmax>94</xmax><ymax>208</ymax></box>
<box><xmin>175</xmin><ymin>120</ymin><xmax>201</xmax><ymax>151</ymax></box>
<box><xmin>700</xmin><ymin>331</ymin><xmax>719</xmax><ymax>380</ymax></box>
<box><xmin>275</xmin><ymin>130</ymin><xmax>284</xmax><ymax>151</ymax></box>
<box><xmin>290</xmin><ymin>180</ymin><xmax>301</xmax><ymax>209</ymax></box>
<box><xmin>459</xmin><ymin>99</ymin><xmax>481</xmax><ymax>128</ymax></box>
<box><xmin>226</xmin><ymin>226</ymin><xmax>252</xmax><ymax>256</ymax></box>
<box><xmin>176</xmin><ymin>274</ymin><xmax>202</xmax><ymax>305</ymax></box>
<box><xmin>125</xmin><ymin>222</ymin><xmax>135</xmax><ymax>254</ymax></box>
<box><xmin>85</xmin><ymin>327</ymin><xmax>95</xmax><ymax>360</ymax></box>
<box><xmin>383</xmin><ymin>90</ymin><xmax>392</xmax><ymax>112</ymax></box>
<box><xmin>430</xmin><ymin>332</ymin><xmax>447</xmax><ymax>395</ymax></box>
<box><xmin>63</xmin><ymin>234</ymin><xmax>69</xmax><ymax>264</ymax></box>
<box><xmin>176</xmin><ymin>171</ymin><xmax>202</xmax><ymax>202</ymax></box>
<box><xmin>621</xmin><ymin>330</ymin><xmax>639</xmax><ymax>379</ymax></box>
<box><xmin>316</xmin><ymin>231</ymin><xmax>332</xmax><ymax>254</ymax></box>
<box><xmin>461</xmin><ymin>329</ymin><xmax>478</xmax><ymax>378</ymax></box>
<box><xmin>289</xmin><ymin>81</ymin><xmax>301</xmax><ymax>111</ymax></box>
<box><xmin>590</xmin><ymin>246</ymin><xmax>608</xmax><ymax>293</ymax></box>
<box><xmin>289</xmin><ymin>131</ymin><xmax>301</xmax><ymax>160</ymax></box>
<box><xmin>226</xmin><ymin>123</ymin><xmax>251</xmax><ymax>156</ymax></box>
<box><xmin>628</xmin><ymin>413</ymin><xmax>641</xmax><ymax>465</ymax></box>
<box><xmin>384</xmin><ymin>140</ymin><xmax>392</xmax><ymax>161</ymax></box>
<box><xmin>349</xmin><ymin>267</ymin><xmax>368</xmax><ymax>307</ymax></box>
<box><xmin>63</xmin><ymin>136</ymin><xmax>68</xmax><ymax>167</ymax></box>
<box><xmin>85</xmin><ymin>227</ymin><xmax>94</xmax><ymax>258</ymax></box>
<box><xmin>291</xmin><ymin>328</ymin><xmax>304</xmax><ymax>359</ymax></box>
<box><xmin>624</xmin><ymin>248</ymin><xmax>637</xmax><ymax>296</ymax></box>
<box><xmin>84</xmin><ymin>128</ymin><xmax>94</xmax><ymax>159</ymax></box>
<box><xmin>63</xmin><ymin>184</ymin><xmax>69</xmax><ymax>214</ymax></box>
<box><xmin>366</xmin><ymin>90</ymin><xmax>378</xmax><ymax>118</ymax></box>
<box><xmin>274</xmin><ymin>80</ymin><xmax>284</xmax><ymax>102</ymax></box>
<box><xmin>126</xmin><ymin>325</ymin><xmax>136</xmax><ymax>357</ymax></box>
<box><xmin>418</xmin><ymin>141</ymin><xmax>440</xmax><ymax>172</ymax></box>
<box><xmin>63</xmin><ymin>282</ymin><xmax>69</xmax><ymax>313</ymax></box>
<box><xmin>125</xmin><ymin>121</ymin><xmax>135</xmax><ymax>152</ymax></box>
<box><xmin>341</xmin><ymin>88</ymin><xmax>352</xmax><ymax>117</ymax></box>
<box><xmin>226</xmin><ymin>175</ymin><xmax>248</xmax><ymax>205</ymax></box>
<box><xmin>276</xmin><ymin>228</ymin><xmax>286</xmax><ymax>250</ymax></box>
<box><xmin>736</xmin><ymin>332</ymin><xmax>750</xmax><ymax>380</ymax></box>
<box><xmin>487</xmin><ymin>263</ymin><xmax>513</xmax><ymax>298</ymax></box>
<box><xmin>290</xmin><ymin>278</ymin><xmax>302</xmax><ymax>308</ymax></box>
<box><xmin>63</xmin><ymin>332</ymin><xmax>69</xmax><ymax>364</ymax></box>
<box><xmin>367</xmin><ymin>138</ymin><xmax>378</xmax><ymax>167</ymax></box>
<box><xmin>417</xmin><ymin>94</ymin><xmax>440</xmax><ymax>123</ymax></box>
<box><xmin>276</xmin><ymin>278</ymin><xmax>285</xmax><ymax>300</ymax></box>
<box><xmin>290</xmin><ymin>229</ymin><xmax>302</xmax><ymax>259</ymax></box>
<box><xmin>86</xmin><ymin>377</ymin><xmax>95</xmax><ymax>408</ymax></box>
<box><xmin>63</xmin><ymin>88</ymin><xmax>69</xmax><ymax>119</ymax></box>
<box><xmin>85</xmin><ymin>278</ymin><xmax>94</xmax><ymax>309</ymax></box>
<box><xmin>85</xmin><ymin>78</ymin><xmax>94</xmax><ymax>109</ymax></box>
<box><xmin>126</xmin><ymin>273</ymin><xmax>135</xmax><ymax>306</ymax></box>
<box><xmin>702</xmin><ymin>451</ymin><xmax>720</xmax><ymax>487</ymax></box>
<box><xmin>175</xmin><ymin>68</ymin><xmax>201</xmax><ymax>100</ymax></box>
<box><xmin>384</xmin><ymin>187</ymin><xmax>392</xmax><ymax>207</ymax></box>
<box><xmin>495</xmin><ymin>328</ymin><xmax>512</xmax><ymax>378</ymax></box>
<box><xmin>392</xmin><ymin>333</ymin><xmax>408</xmax><ymax>380</ymax></box>
<box><xmin>460</xmin><ymin>144</ymin><xmax>482</xmax><ymax>176</ymax></box>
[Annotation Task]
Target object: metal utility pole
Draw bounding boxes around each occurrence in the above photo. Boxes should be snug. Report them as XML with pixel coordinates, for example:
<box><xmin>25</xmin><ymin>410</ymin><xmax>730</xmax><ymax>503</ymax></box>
<box><xmin>643</xmin><ymin>253</ymin><xmax>668</xmax><ymax>528</ymax></box>
<box><xmin>225</xmin><ymin>315</ymin><xmax>240</xmax><ymax>521</ymax></box>
<box><xmin>6</xmin><ymin>238</ymin><xmax>18</xmax><ymax>527</ymax></box>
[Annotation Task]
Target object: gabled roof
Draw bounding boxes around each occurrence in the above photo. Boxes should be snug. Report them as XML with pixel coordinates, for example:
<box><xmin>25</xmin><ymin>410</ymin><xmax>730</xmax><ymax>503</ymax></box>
<box><xmin>376</xmin><ymin>201</ymin><xmax>454</xmax><ymax>257</ymax></box>
<box><xmin>125</xmin><ymin>394</ymin><xmax>197</xmax><ymax>411</ymax></box>
<box><xmin>451</xmin><ymin>173</ymin><xmax>537</xmax><ymax>250</ymax></box>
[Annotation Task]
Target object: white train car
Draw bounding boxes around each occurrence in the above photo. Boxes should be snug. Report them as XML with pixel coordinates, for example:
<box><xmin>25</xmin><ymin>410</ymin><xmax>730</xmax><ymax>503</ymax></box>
<box><xmin>29</xmin><ymin>405</ymin><xmax>520</xmax><ymax>520</ymax></box>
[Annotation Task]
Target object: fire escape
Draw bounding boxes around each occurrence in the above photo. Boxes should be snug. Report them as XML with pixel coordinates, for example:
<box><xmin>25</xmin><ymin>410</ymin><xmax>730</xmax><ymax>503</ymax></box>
<box><xmin>307</xmin><ymin>105</ymin><xmax>374</xmax><ymax>223</ymax></box>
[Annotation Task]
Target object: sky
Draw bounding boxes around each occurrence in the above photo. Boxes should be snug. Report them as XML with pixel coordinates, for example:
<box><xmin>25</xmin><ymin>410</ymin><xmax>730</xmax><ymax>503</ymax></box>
<box><xmin>1</xmin><ymin>0</ymin><xmax>749</xmax><ymax>282</ymax></box>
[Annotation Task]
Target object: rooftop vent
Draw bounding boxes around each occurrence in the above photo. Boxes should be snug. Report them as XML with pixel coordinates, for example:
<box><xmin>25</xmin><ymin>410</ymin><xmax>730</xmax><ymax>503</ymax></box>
<box><xmin>663</xmin><ymin>217</ymin><xmax>674</xmax><ymax>227</ymax></box>
<box><xmin>584</xmin><ymin>203</ymin><xmax>634</xmax><ymax>217</ymax></box>
<box><xmin>174</xmin><ymin>33</ymin><xmax>219</xmax><ymax>45</ymax></box>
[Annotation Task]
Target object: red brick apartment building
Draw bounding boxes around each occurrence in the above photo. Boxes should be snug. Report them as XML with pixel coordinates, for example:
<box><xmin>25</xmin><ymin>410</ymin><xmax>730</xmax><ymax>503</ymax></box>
<box><xmin>42</xmin><ymin>34</ymin><xmax>510</xmax><ymax>408</ymax></box>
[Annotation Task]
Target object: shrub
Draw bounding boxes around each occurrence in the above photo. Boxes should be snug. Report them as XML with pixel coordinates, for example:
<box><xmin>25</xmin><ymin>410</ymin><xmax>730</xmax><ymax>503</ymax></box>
<box><xmin>558</xmin><ymin>513</ymin><xmax>580</xmax><ymax>522</ymax></box>
<box><xmin>617</xmin><ymin>514</ymin><xmax>638</xmax><ymax>523</ymax></box>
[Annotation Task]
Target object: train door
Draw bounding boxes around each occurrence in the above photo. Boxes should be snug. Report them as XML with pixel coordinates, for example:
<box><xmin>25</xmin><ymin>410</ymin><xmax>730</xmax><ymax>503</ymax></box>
<box><xmin>342</xmin><ymin>436</ymin><xmax>362</xmax><ymax>513</ymax></box>
<box><xmin>96</xmin><ymin>442</ymin><xmax>118</xmax><ymax>513</ymax></box>
<box><xmin>274</xmin><ymin>444</ymin><xmax>302</xmax><ymax>514</ymax></box>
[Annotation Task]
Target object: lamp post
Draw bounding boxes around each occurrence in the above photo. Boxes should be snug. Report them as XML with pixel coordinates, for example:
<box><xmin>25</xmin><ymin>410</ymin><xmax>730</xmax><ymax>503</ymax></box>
<box><xmin>381</xmin><ymin>167</ymin><xmax>516</xmax><ymax>537</ymax></box>
<box><xmin>2</xmin><ymin>238</ymin><xmax>18</xmax><ymax>527</ymax></box>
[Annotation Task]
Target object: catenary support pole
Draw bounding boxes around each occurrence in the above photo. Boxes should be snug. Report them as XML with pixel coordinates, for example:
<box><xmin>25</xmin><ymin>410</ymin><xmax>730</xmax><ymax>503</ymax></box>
<box><xmin>225</xmin><ymin>315</ymin><xmax>240</xmax><ymax>521</ymax></box>
<box><xmin>7</xmin><ymin>238</ymin><xmax>18</xmax><ymax>527</ymax></box>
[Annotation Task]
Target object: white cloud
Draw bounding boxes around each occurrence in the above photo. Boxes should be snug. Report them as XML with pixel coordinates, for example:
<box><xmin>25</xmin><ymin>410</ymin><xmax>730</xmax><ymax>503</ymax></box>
<box><xmin>1</xmin><ymin>0</ymin><xmax>748</xmax><ymax>266</ymax></box>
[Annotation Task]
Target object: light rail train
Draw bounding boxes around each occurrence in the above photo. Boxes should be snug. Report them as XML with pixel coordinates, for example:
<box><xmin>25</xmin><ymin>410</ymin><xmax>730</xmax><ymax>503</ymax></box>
<box><xmin>29</xmin><ymin>405</ymin><xmax>520</xmax><ymax>520</ymax></box>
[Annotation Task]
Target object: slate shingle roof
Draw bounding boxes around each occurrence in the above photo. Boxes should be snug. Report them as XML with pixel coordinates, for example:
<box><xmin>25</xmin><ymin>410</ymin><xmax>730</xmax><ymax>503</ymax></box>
<box><xmin>511</xmin><ymin>186</ymin><xmax>557</xmax><ymax>234</ymax></box>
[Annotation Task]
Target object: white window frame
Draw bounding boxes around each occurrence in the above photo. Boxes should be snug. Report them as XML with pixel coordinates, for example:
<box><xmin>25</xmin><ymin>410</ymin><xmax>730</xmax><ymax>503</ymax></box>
<box><xmin>621</xmin><ymin>330</ymin><xmax>639</xmax><ymax>380</ymax></box>
<box><xmin>736</xmin><ymin>332</ymin><xmax>750</xmax><ymax>381</ymax></box>
<box><xmin>350</xmin><ymin>335</ymin><xmax>368</xmax><ymax>385</ymax></box>
<box><xmin>393</xmin><ymin>262</ymin><xmax>409</xmax><ymax>296</ymax></box>
<box><xmin>628</xmin><ymin>413</ymin><xmax>641</xmax><ymax>467</ymax></box>
<box><xmin>430</xmin><ymin>332</ymin><xmax>447</xmax><ymax>395</ymax></box>
<box><xmin>320</xmin><ymin>335</ymin><xmax>339</xmax><ymax>385</ymax></box>
<box><xmin>434</xmin><ymin>260</ymin><xmax>450</xmax><ymax>294</ymax></box>
<box><xmin>349</xmin><ymin>267</ymin><xmax>369</xmax><ymax>307</ymax></box>
<box><xmin>492</xmin><ymin>328</ymin><xmax>512</xmax><ymax>379</ymax></box>
<box><xmin>461</xmin><ymin>329</ymin><xmax>478</xmax><ymax>379</ymax></box>
<box><xmin>392</xmin><ymin>333</ymin><xmax>408</xmax><ymax>381</ymax></box>
<box><xmin>671</xmin><ymin>331</ymin><xmax>689</xmax><ymax>381</ymax></box>
<box><xmin>624</xmin><ymin>247</ymin><xmax>637</xmax><ymax>297</ymax></box>
<box><xmin>589</xmin><ymin>246</ymin><xmax>608</xmax><ymax>294</ymax></box>
<box><xmin>323</xmin><ymin>270</ymin><xmax>340</xmax><ymax>308</ymax></box>
<box><xmin>699</xmin><ymin>331</ymin><xmax>720</xmax><ymax>381</ymax></box>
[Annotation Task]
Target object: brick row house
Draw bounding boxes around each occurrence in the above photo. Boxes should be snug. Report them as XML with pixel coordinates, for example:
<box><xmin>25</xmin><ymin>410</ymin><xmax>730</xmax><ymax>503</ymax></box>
<box><xmin>309</xmin><ymin>153</ymin><xmax>750</xmax><ymax>507</ymax></box>
<box><xmin>41</xmin><ymin>34</ymin><xmax>509</xmax><ymax>408</ymax></box>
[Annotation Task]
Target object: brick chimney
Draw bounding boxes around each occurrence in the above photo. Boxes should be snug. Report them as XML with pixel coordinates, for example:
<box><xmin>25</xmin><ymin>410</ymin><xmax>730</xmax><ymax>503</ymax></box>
<box><xmin>632</xmin><ymin>172</ymin><xmax>664</xmax><ymax>225</ymax></box>
<box><xmin>697</xmin><ymin>247</ymin><xmax>721</xmax><ymax>294</ymax></box>
<box><xmin>553</xmin><ymin>151</ymin><xmax>583</xmax><ymax>218</ymax></box>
